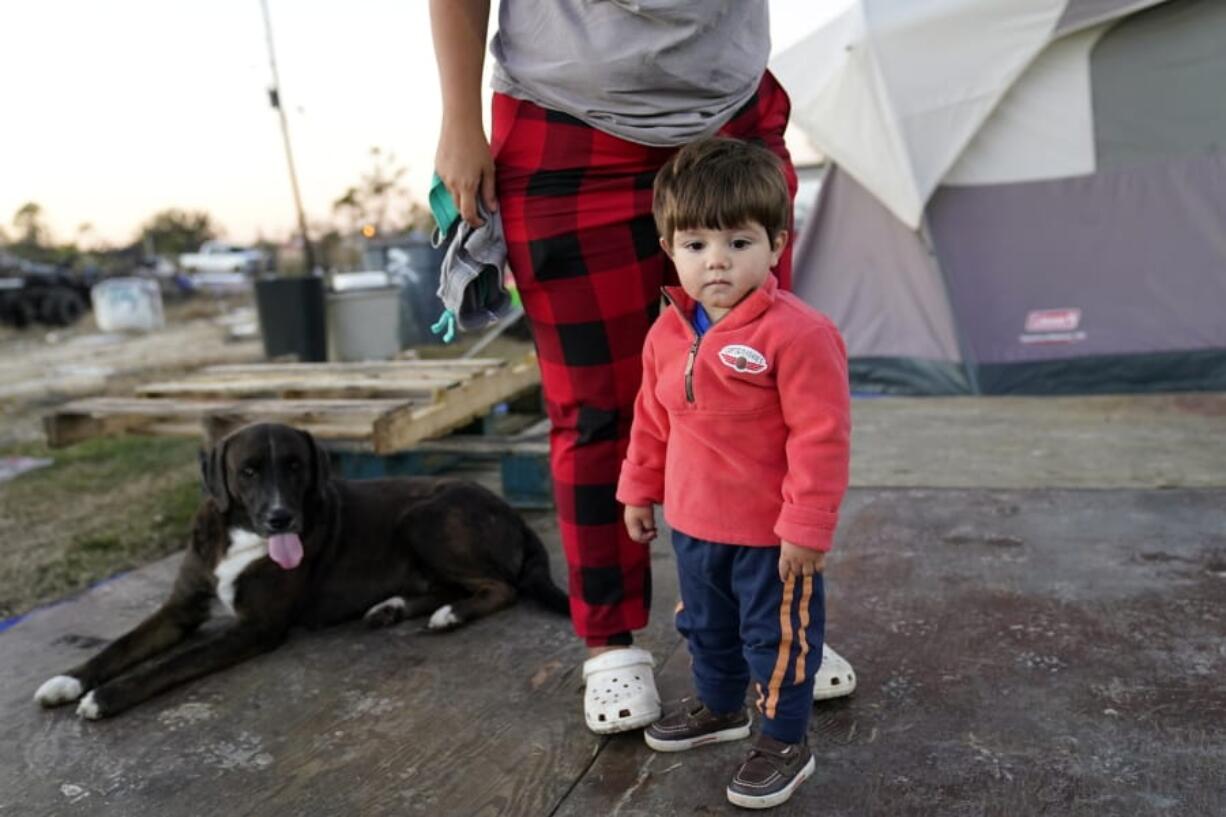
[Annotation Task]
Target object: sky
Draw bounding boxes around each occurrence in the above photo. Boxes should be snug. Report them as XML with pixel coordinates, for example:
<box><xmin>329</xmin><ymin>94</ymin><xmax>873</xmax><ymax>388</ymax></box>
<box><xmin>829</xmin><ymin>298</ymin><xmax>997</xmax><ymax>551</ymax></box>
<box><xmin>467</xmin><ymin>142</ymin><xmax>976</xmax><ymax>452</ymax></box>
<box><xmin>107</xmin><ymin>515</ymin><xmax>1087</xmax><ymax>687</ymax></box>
<box><xmin>0</xmin><ymin>1</ymin><xmax>849</xmax><ymax>248</ymax></box>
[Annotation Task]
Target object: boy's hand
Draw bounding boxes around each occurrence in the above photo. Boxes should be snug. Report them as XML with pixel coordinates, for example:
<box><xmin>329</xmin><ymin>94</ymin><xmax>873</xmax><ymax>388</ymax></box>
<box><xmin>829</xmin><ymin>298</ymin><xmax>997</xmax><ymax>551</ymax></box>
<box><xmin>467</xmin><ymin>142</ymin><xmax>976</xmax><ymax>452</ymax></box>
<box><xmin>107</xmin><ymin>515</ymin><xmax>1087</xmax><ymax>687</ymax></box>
<box><xmin>779</xmin><ymin>540</ymin><xmax>826</xmax><ymax>581</ymax></box>
<box><xmin>624</xmin><ymin>504</ymin><xmax>658</xmax><ymax>544</ymax></box>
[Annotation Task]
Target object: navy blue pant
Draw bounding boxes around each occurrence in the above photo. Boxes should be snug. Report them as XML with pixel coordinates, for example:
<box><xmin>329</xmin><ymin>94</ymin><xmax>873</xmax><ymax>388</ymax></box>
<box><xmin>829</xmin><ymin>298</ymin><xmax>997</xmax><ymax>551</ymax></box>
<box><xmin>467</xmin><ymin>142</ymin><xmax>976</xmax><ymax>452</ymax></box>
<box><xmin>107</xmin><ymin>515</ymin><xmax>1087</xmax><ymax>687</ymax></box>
<box><xmin>672</xmin><ymin>530</ymin><xmax>826</xmax><ymax>744</ymax></box>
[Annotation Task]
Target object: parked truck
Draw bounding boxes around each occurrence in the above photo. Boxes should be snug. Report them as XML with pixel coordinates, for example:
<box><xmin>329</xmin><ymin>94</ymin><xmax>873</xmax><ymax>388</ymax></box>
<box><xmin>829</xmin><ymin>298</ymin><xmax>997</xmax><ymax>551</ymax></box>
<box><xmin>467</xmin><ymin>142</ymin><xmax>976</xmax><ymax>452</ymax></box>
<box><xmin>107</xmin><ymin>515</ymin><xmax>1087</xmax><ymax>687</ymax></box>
<box><xmin>0</xmin><ymin>253</ymin><xmax>92</xmax><ymax>329</ymax></box>
<box><xmin>178</xmin><ymin>240</ymin><xmax>268</xmax><ymax>275</ymax></box>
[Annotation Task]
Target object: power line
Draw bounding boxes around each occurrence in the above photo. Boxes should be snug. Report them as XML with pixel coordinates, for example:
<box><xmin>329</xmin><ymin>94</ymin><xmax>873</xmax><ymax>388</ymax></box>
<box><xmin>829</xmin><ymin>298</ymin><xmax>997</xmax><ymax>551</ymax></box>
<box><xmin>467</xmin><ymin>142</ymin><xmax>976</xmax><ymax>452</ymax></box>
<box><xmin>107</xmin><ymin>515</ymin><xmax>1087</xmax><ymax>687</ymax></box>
<box><xmin>260</xmin><ymin>0</ymin><xmax>317</xmax><ymax>272</ymax></box>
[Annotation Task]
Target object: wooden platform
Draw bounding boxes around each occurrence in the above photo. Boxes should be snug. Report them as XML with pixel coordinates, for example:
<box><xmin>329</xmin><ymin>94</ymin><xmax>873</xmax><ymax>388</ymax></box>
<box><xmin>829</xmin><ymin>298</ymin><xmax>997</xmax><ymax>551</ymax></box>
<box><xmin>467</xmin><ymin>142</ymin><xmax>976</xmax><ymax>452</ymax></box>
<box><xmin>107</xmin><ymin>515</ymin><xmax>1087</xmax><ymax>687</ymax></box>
<box><xmin>3</xmin><ymin>481</ymin><xmax>1224</xmax><ymax>815</ymax></box>
<box><xmin>42</xmin><ymin>356</ymin><xmax>541</xmax><ymax>453</ymax></box>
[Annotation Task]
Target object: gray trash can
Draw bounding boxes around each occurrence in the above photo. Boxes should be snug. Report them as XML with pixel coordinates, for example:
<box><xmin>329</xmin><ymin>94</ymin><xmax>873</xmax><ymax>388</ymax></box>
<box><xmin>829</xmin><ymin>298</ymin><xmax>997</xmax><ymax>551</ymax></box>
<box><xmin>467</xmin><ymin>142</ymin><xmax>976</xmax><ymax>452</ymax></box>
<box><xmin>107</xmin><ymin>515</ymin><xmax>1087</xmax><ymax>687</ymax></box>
<box><xmin>325</xmin><ymin>286</ymin><xmax>401</xmax><ymax>361</ymax></box>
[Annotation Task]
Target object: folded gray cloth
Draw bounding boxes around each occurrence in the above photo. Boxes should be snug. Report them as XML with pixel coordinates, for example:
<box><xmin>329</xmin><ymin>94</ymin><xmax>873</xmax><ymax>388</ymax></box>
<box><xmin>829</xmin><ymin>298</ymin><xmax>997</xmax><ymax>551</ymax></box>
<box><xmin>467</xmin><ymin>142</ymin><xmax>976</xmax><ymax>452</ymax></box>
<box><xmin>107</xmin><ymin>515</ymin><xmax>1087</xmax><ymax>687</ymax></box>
<box><xmin>434</xmin><ymin>202</ymin><xmax>512</xmax><ymax>335</ymax></box>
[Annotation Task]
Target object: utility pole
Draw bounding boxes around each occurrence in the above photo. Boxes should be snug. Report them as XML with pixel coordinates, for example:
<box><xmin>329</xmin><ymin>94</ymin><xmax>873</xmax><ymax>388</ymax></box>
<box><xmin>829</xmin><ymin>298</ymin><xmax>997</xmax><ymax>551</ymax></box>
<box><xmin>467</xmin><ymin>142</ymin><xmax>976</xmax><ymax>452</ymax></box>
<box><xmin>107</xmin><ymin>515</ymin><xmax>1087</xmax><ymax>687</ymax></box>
<box><xmin>260</xmin><ymin>0</ymin><xmax>317</xmax><ymax>273</ymax></box>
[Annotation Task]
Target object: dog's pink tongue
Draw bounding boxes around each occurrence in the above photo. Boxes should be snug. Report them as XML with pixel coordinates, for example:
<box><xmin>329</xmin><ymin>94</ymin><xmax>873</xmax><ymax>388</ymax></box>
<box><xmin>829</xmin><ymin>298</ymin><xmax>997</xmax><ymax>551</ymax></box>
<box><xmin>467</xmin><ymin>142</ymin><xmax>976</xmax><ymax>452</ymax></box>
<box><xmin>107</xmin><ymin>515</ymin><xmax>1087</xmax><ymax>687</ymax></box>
<box><xmin>268</xmin><ymin>533</ymin><xmax>303</xmax><ymax>570</ymax></box>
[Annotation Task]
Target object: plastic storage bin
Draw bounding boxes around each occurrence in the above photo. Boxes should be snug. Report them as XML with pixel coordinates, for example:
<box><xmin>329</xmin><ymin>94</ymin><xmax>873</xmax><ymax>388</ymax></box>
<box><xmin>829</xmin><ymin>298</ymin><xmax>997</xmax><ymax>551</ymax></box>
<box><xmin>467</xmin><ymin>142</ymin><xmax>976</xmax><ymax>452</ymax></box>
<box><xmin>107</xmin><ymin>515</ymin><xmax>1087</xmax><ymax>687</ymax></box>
<box><xmin>325</xmin><ymin>286</ymin><xmax>401</xmax><ymax>361</ymax></box>
<box><xmin>90</xmin><ymin>277</ymin><xmax>164</xmax><ymax>332</ymax></box>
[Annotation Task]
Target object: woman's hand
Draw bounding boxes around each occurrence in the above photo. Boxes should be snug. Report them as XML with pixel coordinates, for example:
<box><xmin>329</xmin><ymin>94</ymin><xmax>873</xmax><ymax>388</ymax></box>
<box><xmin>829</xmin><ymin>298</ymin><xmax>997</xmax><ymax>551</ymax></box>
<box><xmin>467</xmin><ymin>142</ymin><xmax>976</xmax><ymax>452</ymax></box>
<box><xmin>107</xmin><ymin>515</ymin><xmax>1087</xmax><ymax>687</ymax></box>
<box><xmin>434</xmin><ymin>122</ymin><xmax>497</xmax><ymax>227</ymax></box>
<box><xmin>778</xmin><ymin>540</ymin><xmax>825</xmax><ymax>581</ymax></box>
<box><xmin>624</xmin><ymin>504</ymin><xmax>658</xmax><ymax>544</ymax></box>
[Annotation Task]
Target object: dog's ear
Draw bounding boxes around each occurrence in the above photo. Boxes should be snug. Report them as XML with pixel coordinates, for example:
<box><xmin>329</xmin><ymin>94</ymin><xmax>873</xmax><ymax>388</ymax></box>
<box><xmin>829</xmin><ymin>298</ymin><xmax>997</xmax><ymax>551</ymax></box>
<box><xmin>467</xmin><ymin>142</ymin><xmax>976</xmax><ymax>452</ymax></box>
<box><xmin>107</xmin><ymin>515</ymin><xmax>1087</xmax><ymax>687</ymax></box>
<box><xmin>299</xmin><ymin>427</ymin><xmax>331</xmax><ymax>499</ymax></box>
<box><xmin>200</xmin><ymin>436</ymin><xmax>231</xmax><ymax>513</ymax></box>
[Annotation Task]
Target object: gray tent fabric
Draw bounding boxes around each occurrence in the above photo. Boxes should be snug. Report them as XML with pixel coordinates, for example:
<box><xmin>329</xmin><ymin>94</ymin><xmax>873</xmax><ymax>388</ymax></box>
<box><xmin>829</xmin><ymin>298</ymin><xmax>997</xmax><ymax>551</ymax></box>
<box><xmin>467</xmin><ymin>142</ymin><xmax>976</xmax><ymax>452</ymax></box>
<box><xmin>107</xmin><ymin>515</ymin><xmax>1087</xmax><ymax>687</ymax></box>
<box><xmin>794</xmin><ymin>168</ymin><xmax>968</xmax><ymax>395</ymax></box>
<box><xmin>1054</xmin><ymin>0</ymin><xmax>1166</xmax><ymax>34</ymax></box>
<box><xmin>930</xmin><ymin>149</ymin><xmax>1226</xmax><ymax>365</ymax></box>
<box><xmin>1092</xmin><ymin>0</ymin><xmax>1226</xmax><ymax>170</ymax></box>
<box><xmin>796</xmin><ymin>168</ymin><xmax>962</xmax><ymax>361</ymax></box>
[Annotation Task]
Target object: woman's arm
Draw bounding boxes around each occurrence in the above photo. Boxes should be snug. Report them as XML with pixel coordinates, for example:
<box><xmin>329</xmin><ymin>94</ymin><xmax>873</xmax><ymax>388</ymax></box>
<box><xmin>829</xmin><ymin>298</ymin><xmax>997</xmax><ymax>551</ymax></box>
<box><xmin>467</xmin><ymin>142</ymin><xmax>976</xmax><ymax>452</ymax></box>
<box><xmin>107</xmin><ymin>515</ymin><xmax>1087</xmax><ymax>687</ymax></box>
<box><xmin>429</xmin><ymin>0</ymin><xmax>498</xmax><ymax>226</ymax></box>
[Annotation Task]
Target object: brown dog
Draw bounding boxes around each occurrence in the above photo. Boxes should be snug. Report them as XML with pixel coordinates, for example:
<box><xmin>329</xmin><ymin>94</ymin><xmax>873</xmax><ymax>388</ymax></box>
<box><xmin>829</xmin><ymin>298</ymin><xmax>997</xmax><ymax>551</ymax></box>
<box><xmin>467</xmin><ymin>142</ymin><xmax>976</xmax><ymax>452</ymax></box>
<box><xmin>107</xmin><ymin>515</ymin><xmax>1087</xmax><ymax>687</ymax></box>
<box><xmin>34</xmin><ymin>422</ymin><xmax>568</xmax><ymax>719</ymax></box>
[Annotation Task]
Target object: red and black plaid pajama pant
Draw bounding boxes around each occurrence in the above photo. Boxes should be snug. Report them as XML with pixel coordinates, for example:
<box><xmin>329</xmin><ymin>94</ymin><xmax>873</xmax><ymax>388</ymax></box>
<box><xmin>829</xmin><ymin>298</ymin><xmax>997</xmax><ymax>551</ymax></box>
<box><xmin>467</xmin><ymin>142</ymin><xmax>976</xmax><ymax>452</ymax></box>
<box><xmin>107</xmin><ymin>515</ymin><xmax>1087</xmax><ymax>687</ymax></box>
<box><xmin>491</xmin><ymin>71</ymin><xmax>798</xmax><ymax>646</ymax></box>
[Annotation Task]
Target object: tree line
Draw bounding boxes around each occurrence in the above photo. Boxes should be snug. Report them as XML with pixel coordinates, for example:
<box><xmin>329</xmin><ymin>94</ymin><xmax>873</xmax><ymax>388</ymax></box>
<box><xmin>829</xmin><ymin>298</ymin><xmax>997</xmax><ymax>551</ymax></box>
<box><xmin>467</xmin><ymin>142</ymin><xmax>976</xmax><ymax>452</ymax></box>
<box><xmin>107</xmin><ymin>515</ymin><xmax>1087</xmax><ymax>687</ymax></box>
<box><xmin>1</xmin><ymin>147</ymin><xmax>433</xmax><ymax>275</ymax></box>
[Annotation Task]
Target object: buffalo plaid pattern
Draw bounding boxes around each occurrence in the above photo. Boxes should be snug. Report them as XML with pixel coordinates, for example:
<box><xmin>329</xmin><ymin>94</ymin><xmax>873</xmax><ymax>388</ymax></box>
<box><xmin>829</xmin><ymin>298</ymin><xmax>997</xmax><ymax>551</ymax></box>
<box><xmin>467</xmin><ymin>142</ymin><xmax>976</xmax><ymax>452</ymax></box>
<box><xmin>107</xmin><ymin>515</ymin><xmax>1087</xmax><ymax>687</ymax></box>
<box><xmin>491</xmin><ymin>72</ymin><xmax>798</xmax><ymax>645</ymax></box>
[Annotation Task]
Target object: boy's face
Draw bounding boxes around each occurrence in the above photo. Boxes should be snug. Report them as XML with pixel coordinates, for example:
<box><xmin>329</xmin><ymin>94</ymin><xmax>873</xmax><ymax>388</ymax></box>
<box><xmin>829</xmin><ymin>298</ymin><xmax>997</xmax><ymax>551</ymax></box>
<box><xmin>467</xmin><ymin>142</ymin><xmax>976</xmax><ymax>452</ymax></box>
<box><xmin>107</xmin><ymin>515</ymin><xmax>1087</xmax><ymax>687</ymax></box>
<box><xmin>662</xmin><ymin>222</ymin><xmax>787</xmax><ymax>323</ymax></box>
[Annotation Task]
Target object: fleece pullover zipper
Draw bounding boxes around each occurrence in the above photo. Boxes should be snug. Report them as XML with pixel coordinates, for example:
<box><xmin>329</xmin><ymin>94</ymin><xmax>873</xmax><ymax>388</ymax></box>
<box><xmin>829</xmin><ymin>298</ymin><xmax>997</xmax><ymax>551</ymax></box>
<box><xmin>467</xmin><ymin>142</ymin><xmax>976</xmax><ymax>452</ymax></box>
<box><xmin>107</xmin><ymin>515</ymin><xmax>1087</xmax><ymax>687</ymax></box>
<box><xmin>664</xmin><ymin>290</ymin><xmax>703</xmax><ymax>404</ymax></box>
<box><xmin>683</xmin><ymin>333</ymin><xmax>701</xmax><ymax>403</ymax></box>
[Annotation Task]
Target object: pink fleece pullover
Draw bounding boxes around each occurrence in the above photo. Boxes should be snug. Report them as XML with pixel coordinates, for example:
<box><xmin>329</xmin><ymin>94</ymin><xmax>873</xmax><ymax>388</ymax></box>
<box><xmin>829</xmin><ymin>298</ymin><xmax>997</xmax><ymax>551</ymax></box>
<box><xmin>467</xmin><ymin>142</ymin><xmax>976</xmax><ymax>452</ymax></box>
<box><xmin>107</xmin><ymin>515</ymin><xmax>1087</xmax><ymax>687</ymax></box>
<box><xmin>616</xmin><ymin>274</ymin><xmax>850</xmax><ymax>551</ymax></box>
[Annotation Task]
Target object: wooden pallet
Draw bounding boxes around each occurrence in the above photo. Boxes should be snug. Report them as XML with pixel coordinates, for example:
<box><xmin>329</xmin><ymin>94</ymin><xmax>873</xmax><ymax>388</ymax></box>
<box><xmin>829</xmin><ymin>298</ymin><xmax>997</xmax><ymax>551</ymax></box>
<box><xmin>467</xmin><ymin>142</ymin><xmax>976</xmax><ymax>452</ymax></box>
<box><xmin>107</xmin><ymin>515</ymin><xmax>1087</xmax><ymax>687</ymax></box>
<box><xmin>43</xmin><ymin>356</ymin><xmax>541</xmax><ymax>454</ymax></box>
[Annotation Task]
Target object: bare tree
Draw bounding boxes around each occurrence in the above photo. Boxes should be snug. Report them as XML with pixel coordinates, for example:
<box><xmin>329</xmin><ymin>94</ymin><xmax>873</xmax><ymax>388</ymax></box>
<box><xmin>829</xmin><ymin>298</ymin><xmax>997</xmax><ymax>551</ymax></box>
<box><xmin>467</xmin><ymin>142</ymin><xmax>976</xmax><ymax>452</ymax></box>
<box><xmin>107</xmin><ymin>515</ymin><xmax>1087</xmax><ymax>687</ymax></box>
<box><xmin>13</xmin><ymin>202</ymin><xmax>49</xmax><ymax>247</ymax></box>
<box><xmin>332</xmin><ymin>147</ymin><xmax>414</xmax><ymax>237</ymax></box>
<box><xmin>138</xmin><ymin>209</ymin><xmax>219</xmax><ymax>256</ymax></box>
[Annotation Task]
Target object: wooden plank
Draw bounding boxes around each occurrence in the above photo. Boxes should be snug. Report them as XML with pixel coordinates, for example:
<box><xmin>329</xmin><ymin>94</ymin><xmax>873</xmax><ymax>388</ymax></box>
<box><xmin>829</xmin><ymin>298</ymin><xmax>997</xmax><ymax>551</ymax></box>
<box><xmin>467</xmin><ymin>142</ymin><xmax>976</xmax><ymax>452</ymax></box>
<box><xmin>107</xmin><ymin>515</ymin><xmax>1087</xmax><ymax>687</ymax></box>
<box><xmin>192</xmin><ymin>399</ymin><xmax>417</xmax><ymax>445</ymax></box>
<box><xmin>43</xmin><ymin>357</ymin><xmax>538</xmax><ymax>452</ymax></box>
<box><xmin>409</xmin><ymin>417</ymin><xmax>551</xmax><ymax>456</ymax></box>
<box><xmin>44</xmin><ymin>397</ymin><xmax>415</xmax><ymax>448</ymax></box>
<box><xmin>145</xmin><ymin>370</ymin><xmax>464</xmax><ymax>387</ymax></box>
<box><xmin>199</xmin><ymin>358</ymin><xmax>508</xmax><ymax>376</ymax></box>
<box><xmin>141</xmin><ymin>422</ymin><xmax>381</xmax><ymax>444</ymax></box>
<box><xmin>44</xmin><ymin>411</ymin><xmax>154</xmax><ymax>449</ymax></box>
<box><xmin>47</xmin><ymin>397</ymin><xmax>237</xmax><ymax>417</ymax></box>
<box><xmin>161</xmin><ymin>366</ymin><xmax>479</xmax><ymax>386</ymax></box>
<box><xmin>371</xmin><ymin>356</ymin><xmax>542</xmax><ymax>453</ymax></box>
<box><xmin>136</xmin><ymin>376</ymin><xmax>447</xmax><ymax>400</ymax></box>
<box><xmin>47</xmin><ymin>397</ymin><xmax>409</xmax><ymax>419</ymax></box>
<box><xmin>43</xmin><ymin>398</ymin><xmax>238</xmax><ymax>448</ymax></box>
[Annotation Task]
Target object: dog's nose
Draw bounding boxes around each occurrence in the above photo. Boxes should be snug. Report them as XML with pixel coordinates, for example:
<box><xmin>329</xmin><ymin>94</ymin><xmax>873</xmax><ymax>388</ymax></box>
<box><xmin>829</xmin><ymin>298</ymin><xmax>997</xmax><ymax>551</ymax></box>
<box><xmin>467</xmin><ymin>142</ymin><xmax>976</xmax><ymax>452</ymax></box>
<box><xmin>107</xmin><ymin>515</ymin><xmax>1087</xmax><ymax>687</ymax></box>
<box><xmin>266</xmin><ymin>509</ymin><xmax>295</xmax><ymax>532</ymax></box>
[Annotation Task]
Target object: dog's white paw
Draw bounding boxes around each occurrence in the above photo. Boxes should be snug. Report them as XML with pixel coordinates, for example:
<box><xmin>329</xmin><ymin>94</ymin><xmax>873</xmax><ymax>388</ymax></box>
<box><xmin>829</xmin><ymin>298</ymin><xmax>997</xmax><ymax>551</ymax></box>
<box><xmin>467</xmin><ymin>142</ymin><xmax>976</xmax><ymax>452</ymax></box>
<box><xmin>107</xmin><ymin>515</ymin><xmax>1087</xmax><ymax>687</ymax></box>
<box><xmin>76</xmin><ymin>691</ymin><xmax>103</xmax><ymax>720</ymax></box>
<box><xmin>363</xmin><ymin>596</ymin><xmax>407</xmax><ymax>626</ymax></box>
<box><xmin>35</xmin><ymin>675</ymin><xmax>84</xmax><ymax>707</ymax></box>
<box><xmin>427</xmin><ymin>604</ymin><xmax>461</xmax><ymax>630</ymax></box>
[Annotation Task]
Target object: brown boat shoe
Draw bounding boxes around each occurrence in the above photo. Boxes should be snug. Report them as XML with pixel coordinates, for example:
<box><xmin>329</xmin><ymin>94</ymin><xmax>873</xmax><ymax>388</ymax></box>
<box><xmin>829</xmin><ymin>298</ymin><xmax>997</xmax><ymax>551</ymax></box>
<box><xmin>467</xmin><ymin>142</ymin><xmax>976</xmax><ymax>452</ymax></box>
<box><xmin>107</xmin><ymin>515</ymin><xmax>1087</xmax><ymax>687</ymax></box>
<box><xmin>643</xmin><ymin>701</ymin><xmax>751</xmax><ymax>752</ymax></box>
<box><xmin>726</xmin><ymin>734</ymin><xmax>816</xmax><ymax>809</ymax></box>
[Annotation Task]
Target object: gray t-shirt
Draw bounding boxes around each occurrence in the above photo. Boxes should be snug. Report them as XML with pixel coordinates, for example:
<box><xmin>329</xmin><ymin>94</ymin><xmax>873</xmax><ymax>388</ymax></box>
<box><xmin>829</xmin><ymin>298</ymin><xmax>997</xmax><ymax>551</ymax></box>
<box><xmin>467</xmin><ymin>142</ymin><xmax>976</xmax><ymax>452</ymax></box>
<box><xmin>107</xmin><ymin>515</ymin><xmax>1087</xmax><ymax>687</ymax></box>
<box><xmin>490</xmin><ymin>0</ymin><xmax>770</xmax><ymax>147</ymax></box>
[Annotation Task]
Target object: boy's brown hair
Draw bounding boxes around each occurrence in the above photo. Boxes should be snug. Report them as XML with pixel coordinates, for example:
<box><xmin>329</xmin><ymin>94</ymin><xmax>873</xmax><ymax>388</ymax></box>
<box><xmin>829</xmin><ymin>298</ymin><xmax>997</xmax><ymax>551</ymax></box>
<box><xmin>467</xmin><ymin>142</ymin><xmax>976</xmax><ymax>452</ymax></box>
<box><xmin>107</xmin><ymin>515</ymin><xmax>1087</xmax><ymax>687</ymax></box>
<box><xmin>652</xmin><ymin>137</ymin><xmax>791</xmax><ymax>245</ymax></box>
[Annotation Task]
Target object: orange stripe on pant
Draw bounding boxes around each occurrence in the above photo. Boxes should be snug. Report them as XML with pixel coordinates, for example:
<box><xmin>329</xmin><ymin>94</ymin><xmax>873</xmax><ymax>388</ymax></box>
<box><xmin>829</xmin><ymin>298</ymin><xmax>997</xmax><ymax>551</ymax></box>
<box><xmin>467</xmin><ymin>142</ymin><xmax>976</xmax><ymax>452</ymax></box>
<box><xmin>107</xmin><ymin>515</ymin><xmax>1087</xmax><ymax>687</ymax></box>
<box><xmin>793</xmin><ymin>575</ymin><xmax>813</xmax><ymax>683</ymax></box>
<box><xmin>763</xmin><ymin>574</ymin><xmax>797</xmax><ymax>719</ymax></box>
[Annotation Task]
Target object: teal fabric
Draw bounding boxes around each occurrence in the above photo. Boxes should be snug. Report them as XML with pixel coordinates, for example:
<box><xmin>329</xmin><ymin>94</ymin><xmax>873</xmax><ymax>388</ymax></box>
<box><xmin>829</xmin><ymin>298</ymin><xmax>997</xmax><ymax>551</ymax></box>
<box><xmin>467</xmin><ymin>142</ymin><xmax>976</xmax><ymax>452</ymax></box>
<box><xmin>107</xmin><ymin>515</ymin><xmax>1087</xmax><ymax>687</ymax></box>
<box><xmin>429</xmin><ymin>173</ymin><xmax>461</xmax><ymax>244</ymax></box>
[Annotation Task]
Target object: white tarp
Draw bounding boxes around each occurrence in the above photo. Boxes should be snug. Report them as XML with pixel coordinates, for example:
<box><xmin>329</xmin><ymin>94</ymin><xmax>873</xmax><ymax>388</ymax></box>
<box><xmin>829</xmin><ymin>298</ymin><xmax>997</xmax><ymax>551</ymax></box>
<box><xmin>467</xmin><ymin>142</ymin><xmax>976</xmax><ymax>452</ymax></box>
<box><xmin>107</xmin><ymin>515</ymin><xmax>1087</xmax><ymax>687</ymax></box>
<box><xmin>772</xmin><ymin>0</ymin><xmax>1069</xmax><ymax>227</ymax></box>
<box><xmin>1054</xmin><ymin>0</ymin><xmax>1168</xmax><ymax>34</ymax></box>
<box><xmin>944</xmin><ymin>24</ymin><xmax>1107</xmax><ymax>186</ymax></box>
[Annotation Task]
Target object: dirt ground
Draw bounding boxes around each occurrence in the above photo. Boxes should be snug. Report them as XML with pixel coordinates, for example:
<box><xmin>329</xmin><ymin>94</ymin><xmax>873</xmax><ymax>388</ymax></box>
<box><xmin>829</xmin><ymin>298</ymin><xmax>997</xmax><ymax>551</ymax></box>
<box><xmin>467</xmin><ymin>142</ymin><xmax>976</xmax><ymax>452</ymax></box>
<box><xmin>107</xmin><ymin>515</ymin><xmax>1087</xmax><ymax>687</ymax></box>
<box><xmin>0</xmin><ymin>295</ymin><xmax>261</xmax><ymax>619</ymax></box>
<box><xmin>0</xmin><ymin>294</ymin><xmax>261</xmax><ymax>446</ymax></box>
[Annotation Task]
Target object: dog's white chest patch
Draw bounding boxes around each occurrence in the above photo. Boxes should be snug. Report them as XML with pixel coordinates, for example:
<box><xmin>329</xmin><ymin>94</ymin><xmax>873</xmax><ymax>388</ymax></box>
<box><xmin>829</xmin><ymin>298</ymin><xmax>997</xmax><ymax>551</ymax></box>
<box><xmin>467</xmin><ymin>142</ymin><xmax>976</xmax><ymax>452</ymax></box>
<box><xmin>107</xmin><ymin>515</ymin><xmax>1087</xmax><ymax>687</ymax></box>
<box><xmin>215</xmin><ymin>529</ymin><xmax>268</xmax><ymax>615</ymax></box>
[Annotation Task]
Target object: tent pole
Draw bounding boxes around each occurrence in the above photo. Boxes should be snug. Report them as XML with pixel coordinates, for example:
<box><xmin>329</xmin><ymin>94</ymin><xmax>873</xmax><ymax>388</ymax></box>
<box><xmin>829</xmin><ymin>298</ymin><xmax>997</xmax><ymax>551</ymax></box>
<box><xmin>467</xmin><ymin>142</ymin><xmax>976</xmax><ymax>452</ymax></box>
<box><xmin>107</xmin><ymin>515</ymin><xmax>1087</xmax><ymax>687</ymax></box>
<box><xmin>919</xmin><ymin>216</ymin><xmax>981</xmax><ymax>395</ymax></box>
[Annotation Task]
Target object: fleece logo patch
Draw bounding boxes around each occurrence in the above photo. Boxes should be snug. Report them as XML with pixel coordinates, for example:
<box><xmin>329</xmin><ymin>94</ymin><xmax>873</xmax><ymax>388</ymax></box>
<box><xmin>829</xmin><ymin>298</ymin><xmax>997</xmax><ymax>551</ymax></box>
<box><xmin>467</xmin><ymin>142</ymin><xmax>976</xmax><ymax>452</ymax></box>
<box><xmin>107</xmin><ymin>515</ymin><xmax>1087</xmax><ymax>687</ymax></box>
<box><xmin>718</xmin><ymin>344</ymin><xmax>768</xmax><ymax>374</ymax></box>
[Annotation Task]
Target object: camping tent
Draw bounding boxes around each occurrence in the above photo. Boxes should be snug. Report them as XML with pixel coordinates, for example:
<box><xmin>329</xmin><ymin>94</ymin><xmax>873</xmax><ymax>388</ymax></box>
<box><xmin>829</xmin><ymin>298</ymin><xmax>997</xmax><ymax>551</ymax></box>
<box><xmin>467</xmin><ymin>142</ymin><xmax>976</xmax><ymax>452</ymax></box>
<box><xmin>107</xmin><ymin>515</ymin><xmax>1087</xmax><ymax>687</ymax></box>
<box><xmin>772</xmin><ymin>0</ymin><xmax>1226</xmax><ymax>394</ymax></box>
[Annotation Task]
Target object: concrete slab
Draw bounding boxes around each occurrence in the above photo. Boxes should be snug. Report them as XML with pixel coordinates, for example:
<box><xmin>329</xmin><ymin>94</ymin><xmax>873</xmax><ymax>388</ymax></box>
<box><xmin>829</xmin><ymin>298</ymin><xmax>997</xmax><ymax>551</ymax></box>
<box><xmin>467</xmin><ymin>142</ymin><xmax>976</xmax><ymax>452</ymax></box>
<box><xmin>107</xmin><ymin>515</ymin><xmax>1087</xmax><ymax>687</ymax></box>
<box><xmin>851</xmin><ymin>393</ymin><xmax>1226</xmax><ymax>489</ymax></box>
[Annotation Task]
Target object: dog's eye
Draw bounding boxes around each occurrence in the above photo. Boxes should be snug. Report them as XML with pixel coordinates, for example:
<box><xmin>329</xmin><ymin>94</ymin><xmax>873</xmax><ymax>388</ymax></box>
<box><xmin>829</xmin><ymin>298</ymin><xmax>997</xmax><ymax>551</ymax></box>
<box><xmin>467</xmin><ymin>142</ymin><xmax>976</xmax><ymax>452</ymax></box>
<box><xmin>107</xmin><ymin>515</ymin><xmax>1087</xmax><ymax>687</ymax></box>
<box><xmin>286</xmin><ymin>460</ymin><xmax>301</xmax><ymax>472</ymax></box>
<box><xmin>240</xmin><ymin>467</ymin><xmax>257</xmax><ymax>479</ymax></box>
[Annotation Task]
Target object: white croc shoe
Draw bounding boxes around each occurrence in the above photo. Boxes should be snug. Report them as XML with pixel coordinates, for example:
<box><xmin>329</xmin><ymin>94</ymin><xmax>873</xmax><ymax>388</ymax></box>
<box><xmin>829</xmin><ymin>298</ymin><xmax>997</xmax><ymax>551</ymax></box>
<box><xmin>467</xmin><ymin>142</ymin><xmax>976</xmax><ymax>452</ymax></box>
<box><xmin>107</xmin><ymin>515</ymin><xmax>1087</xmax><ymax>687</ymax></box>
<box><xmin>583</xmin><ymin>647</ymin><xmax>662</xmax><ymax>734</ymax></box>
<box><xmin>813</xmin><ymin>644</ymin><xmax>857</xmax><ymax>701</ymax></box>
